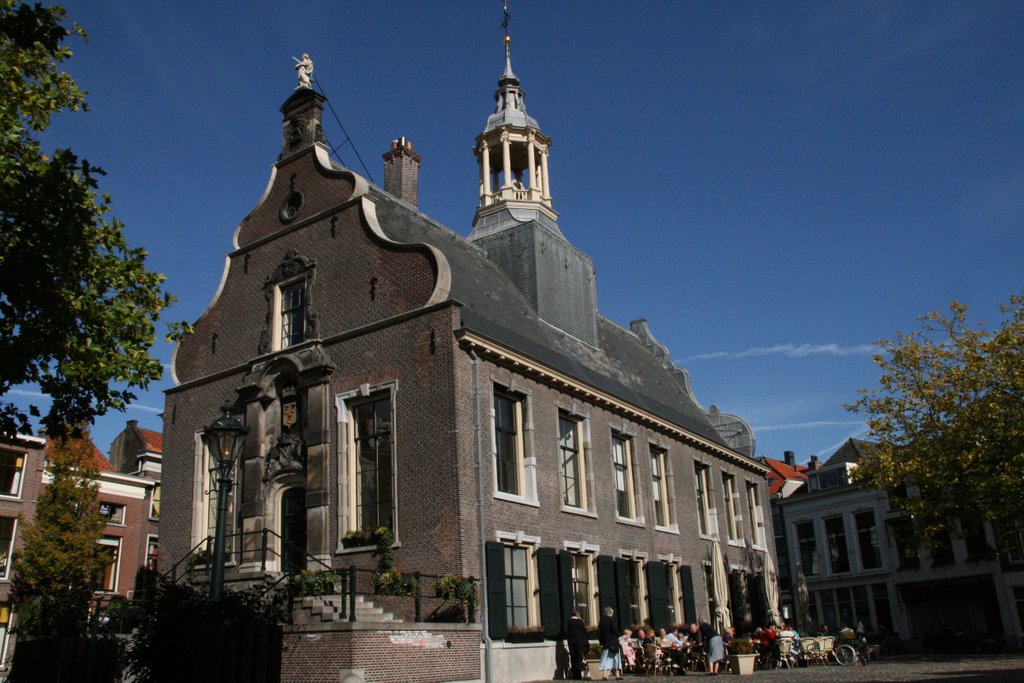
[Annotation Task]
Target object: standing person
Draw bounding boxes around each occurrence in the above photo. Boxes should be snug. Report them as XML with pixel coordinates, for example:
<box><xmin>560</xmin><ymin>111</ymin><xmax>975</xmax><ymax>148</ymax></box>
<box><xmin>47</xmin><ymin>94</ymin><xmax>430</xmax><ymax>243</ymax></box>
<box><xmin>698</xmin><ymin>617</ymin><xmax>724</xmax><ymax>675</ymax></box>
<box><xmin>566</xmin><ymin>611</ymin><xmax>589</xmax><ymax>680</ymax></box>
<box><xmin>598</xmin><ymin>607</ymin><xmax>623</xmax><ymax>680</ymax></box>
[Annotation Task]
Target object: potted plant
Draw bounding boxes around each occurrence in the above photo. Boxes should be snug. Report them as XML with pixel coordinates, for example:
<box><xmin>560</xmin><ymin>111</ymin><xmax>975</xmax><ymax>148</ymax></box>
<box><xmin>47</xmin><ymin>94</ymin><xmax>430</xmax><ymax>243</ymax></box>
<box><xmin>586</xmin><ymin>643</ymin><xmax>605</xmax><ymax>680</ymax></box>
<box><xmin>341</xmin><ymin>527</ymin><xmax>376</xmax><ymax>549</ymax></box>
<box><xmin>727</xmin><ymin>638</ymin><xmax>757</xmax><ymax>675</ymax></box>
<box><xmin>506</xmin><ymin>624</ymin><xmax>545</xmax><ymax>643</ymax></box>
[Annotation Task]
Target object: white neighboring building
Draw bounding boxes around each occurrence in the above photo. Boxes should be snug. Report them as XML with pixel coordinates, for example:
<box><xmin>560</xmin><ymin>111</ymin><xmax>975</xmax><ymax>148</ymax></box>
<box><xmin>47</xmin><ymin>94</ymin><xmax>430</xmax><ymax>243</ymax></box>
<box><xmin>771</xmin><ymin>439</ymin><xmax>1024</xmax><ymax>649</ymax></box>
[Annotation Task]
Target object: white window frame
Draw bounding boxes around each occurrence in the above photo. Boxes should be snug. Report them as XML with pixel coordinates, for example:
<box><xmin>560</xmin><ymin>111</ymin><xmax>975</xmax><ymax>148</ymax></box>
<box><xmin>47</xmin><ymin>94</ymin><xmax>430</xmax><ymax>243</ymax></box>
<box><xmin>100</xmin><ymin>501</ymin><xmax>126</xmax><ymax>526</ymax></box>
<box><xmin>192</xmin><ymin>432</ymin><xmax>236</xmax><ymax>556</ymax></box>
<box><xmin>612</xmin><ymin>432</ymin><xmax>640</xmax><ymax>522</ymax></box>
<box><xmin>146</xmin><ymin>534</ymin><xmax>159</xmax><ymax>571</ymax></box>
<box><xmin>621</xmin><ymin>555</ymin><xmax>648</xmax><ymax>626</ymax></box>
<box><xmin>497</xmin><ymin>531</ymin><xmax>541</xmax><ymax>627</ymax></box>
<box><xmin>96</xmin><ymin>536</ymin><xmax>122</xmax><ymax>593</ymax></box>
<box><xmin>558</xmin><ymin>412</ymin><xmax>590</xmax><ymax>512</ymax></box>
<box><xmin>0</xmin><ymin>603</ymin><xmax>11</xmax><ymax>671</ymax></box>
<box><xmin>0</xmin><ymin>450</ymin><xmax>25</xmax><ymax>499</ymax></box>
<box><xmin>694</xmin><ymin>463</ymin><xmax>712</xmax><ymax>538</ymax></box>
<box><xmin>346</xmin><ymin>389</ymin><xmax>396</xmax><ymax>534</ymax></box>
<box><xmin>722</xmin><ymin>473</ymin><xmax>743</xmax><ymax>545</ymax></box>
<box><xmin>149</xmin><ymin>483</ymin><xmax>161</xmax><ymax>520</ymax></box>
<box><xmin>651</xmin><ymin>445</ymin><xmax>675</xmax><ymax>531</ymax></box>
<box><xmin>568</xmin><ymin>550</ymin><xmax>597</xmax><ymax>627</ymax></box>
<box><xmin>275</xmin><ymin>278</ymin><xmax>307</xmax><ymax>350</ymax></box>
<box><xmin>490</xmin><ymin>384</ymin><xmax>537</xmax><ymax>506</ymax></box>
<box><xmin>746</xmin><ymin>480</ymin><xmax>765</xmax><ymax>548</ymax></box>
<box><xmin>0</xmin><ymin>517</ymin><xmax>16</xmax><ymax>580</ymax></box>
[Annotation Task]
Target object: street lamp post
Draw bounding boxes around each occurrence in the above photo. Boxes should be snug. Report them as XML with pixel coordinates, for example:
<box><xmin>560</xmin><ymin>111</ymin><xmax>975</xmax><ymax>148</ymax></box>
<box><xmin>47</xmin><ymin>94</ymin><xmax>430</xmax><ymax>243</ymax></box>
<box><xmin>202</xmin><ymin>403</ymin><xmax>249</xmax><ymax>601</ymax></box>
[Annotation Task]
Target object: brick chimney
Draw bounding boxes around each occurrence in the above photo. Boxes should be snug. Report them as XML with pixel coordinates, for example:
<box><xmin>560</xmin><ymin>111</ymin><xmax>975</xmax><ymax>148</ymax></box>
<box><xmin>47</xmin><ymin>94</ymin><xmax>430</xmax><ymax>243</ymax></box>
<box><xmin>808</xmin><ymin>455</ymin><xmax>820</xmax><ymax>471</ymax></box>
<box><xmin>383</xmin><ymin>137</ymin><xmax>421</xmax><ymax>207</ymax></box>
<box><xmin>784</xmin><ymin>450</ymin><xmax>795</xmax><ymax>467</ymax></box>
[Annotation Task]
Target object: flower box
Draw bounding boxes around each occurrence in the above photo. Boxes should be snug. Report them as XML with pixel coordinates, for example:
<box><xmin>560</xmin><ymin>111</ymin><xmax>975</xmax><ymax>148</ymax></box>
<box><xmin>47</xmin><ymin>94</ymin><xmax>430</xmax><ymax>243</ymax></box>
<box><xmin>728</xmin><ymin>653</ymin><xmax>756</xmax><ymax>675</ymax></box>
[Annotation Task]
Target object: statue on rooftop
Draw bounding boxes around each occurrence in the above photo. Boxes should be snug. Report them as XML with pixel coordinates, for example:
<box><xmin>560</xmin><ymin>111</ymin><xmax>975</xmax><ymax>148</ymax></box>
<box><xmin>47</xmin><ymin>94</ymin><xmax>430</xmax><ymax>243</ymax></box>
<box><xmin>295</xmin><ymin>53</ymin><xmax>313</xmax><ymax>89</ymax></box>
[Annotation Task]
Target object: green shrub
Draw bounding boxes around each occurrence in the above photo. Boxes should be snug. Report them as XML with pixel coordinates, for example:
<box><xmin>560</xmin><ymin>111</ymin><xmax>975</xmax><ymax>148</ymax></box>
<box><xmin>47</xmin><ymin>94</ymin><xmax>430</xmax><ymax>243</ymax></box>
<box><xmin>730</xmin><ymin>638</ymin><xmax>756</xmax><ymax>655</ymax></box>
<box><xmin>372</xmin><ymin>569</ymin><xmax>419</xmax><ymax>597</ymax></box>
<box><xmin>287</xmin><ymin>570</ymin><xmax>336</xmax><ymax>599</ymax></box>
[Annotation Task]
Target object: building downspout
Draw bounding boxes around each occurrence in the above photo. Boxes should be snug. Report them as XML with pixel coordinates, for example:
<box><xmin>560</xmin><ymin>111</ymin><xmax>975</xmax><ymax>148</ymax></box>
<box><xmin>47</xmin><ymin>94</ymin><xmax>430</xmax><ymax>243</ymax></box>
<box><xmin>471</xmin><ymin>349</ymin><xmax>493</xmax><ymax>683</ymax></box>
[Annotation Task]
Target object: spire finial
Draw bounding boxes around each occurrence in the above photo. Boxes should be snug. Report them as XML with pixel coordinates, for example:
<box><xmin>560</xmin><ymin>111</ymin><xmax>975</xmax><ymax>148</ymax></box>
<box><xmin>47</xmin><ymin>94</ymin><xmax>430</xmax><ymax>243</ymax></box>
<box><xmin>500</xmin><ymin>1</ymin><xmax>515</xmax><ymax>79</ymax></box>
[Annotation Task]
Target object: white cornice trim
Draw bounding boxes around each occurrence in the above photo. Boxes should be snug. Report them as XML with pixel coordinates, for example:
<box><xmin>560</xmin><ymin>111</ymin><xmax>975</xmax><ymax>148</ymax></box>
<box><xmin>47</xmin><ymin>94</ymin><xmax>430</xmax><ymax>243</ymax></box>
<box><xmin>457</xmin><ymin>330</ymin><xmax>768</xmax><ymax>474</ymax></box>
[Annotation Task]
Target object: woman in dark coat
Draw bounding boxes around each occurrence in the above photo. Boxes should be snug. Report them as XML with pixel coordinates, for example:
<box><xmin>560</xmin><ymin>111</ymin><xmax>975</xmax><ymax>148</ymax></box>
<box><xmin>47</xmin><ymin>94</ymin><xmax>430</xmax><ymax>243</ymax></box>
<box><xmin>597</xmin><ymin>607</ymin><xmax>623</xmax><ymax>679</ymax></box>
<box><xmin>566</xmin><ymin>611</ymin><xmax>589</xmax><ymax>680</ymax></box>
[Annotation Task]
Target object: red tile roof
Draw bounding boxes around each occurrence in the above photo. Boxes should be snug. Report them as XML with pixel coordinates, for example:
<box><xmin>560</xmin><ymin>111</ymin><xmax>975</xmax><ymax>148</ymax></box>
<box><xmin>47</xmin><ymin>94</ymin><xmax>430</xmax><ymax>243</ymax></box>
<box><xmin>138</xmin><ymin>428</ymin><xmax>163</xmax><ymax>454</ymax></box>
<box><xmin>763</xmin><ymin>457</ymin><xmax>808</xmax><ymax>496</ymax></box>
<box><xmin>46</xmin><ymin>437</ymin><xmax>114</xmax><ymax>471</ymax></box>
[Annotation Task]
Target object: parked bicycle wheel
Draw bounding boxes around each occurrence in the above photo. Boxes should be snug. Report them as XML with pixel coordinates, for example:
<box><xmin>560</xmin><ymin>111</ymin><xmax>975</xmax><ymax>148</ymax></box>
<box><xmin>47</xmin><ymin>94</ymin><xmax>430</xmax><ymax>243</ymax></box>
<box><xmin>835</xmin><ymin>643</ymin><xmax>856</xmax><ymax>666</ymax></box>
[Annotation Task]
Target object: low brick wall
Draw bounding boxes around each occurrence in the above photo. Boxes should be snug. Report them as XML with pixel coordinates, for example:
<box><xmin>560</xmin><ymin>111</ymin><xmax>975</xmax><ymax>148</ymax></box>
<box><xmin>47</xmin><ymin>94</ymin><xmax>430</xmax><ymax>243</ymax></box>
<box><xmin>282</xmin><ymin>621</ymin><xmax>481</xmax><ymax>683</ymax></box>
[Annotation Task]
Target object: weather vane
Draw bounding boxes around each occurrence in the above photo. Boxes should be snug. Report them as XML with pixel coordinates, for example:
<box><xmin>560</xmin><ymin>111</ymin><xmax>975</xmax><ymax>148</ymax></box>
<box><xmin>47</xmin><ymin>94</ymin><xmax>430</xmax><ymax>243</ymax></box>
<box><xmin>501</xmin><ymin>0</ymin><xmax>513</xmax><ymax>40</ymax></box>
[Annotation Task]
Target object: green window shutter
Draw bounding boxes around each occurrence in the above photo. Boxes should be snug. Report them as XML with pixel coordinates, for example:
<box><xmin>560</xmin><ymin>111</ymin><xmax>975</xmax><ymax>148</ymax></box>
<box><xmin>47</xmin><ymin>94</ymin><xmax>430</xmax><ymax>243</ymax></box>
<box><xmin>646</xmin><ymin>561</ymin><xmax>668</xmax><ymax>630</ymax></box>
<box><xmin>557</xmin><ymin>550</ymin><xmax>574</xmax><ymax>628</ymax></box>
<box><xmin>614</xmin><ymin>557</ymin><xmax>630</xmax><ymax>626</ymax></box>
<box><xmin>485</xmin><ymin>541</ymin><xmax>508</xmax><ymax>639</ymax></box>
<box><xmin>596</xmin><ymin>555</ymin><xmax>616</xmax><ymax>615</ymax></box>
<box><xmin>537</xmin><ymin>547</ymin><xmax>561</xmax><ymax>638</ymax></box>
<box><xmin>679</xmin><ymin>565</ymin><xmax>697</xmax><ymax>625</ymax></box>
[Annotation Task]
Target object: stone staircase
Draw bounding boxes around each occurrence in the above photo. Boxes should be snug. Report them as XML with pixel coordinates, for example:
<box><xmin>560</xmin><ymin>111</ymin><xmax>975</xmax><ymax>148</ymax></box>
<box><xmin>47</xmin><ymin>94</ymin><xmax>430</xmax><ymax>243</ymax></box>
<box><xmin>294</xmin><ymin>594</ymin><xmax>402</xmax><ymax>625</ymax></box>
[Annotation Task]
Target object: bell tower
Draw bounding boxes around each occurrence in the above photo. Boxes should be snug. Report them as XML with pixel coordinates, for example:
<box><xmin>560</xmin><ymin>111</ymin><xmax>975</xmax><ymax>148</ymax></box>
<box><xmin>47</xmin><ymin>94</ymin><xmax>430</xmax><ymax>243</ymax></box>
<box><xmin>472</xmin><ymin>34</ymin><xmax>555</xmax><ymax>225</ymax></box>
<box><xmin>468</xmin><ymin>22</ymin><xmax>598</xmax><ymax>347</ymax></box>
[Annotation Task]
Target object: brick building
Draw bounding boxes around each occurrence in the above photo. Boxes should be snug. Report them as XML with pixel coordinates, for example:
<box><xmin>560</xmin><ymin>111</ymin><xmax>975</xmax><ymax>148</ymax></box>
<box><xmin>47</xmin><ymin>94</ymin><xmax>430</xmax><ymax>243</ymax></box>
<box><xmin>163</xmin><ymin>37</ymin><xmax>776</xmax><ymax>683</ymax></box>
<box><xmin>0</xmin><ymin>432</ymin><xmax>158</xmax><ymax>673</ymax></box>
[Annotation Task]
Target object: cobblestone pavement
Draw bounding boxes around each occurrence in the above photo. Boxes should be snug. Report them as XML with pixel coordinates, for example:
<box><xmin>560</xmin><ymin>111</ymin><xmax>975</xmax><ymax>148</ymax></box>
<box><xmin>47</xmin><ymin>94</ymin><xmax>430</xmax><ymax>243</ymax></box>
<box><xmin>535</xmin><ymin>654</ymin><xmax>1024</xmax><ymax>683</ymax></box>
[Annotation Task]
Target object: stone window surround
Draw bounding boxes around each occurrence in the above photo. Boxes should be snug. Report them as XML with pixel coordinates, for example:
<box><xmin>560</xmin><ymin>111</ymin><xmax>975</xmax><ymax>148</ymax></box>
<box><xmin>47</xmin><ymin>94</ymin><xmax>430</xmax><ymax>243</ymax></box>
<box><xmin>496</xmin><ymin>530</ymin><xmax>542</xmax><ymax>628</ymax></box>
<box><xmin>334</xmin><ymin>381</ymin><xmax>399</xmax><ymax>552</ymax></box>
<box><xmin>555</xmin><ymin>400</ymin><xmax>594</xmax><ymax>515</ymax></box>
<box><xmin>610</xmin><ymin>428</ymin><xmax>643</xmax><ymax>524</ymax></box>
<box><xmin>490</xmin><ymin>379</ymin><xmax>538</xmax><ymax>507</ymax></box>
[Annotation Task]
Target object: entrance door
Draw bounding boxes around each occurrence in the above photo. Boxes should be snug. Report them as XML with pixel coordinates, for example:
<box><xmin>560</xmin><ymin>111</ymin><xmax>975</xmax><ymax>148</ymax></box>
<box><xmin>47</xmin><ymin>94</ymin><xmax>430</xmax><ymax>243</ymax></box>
<box><xmin>281</xmin><ymin>488</ymin><xmax>307</xmax><ymax>574</ymax></box>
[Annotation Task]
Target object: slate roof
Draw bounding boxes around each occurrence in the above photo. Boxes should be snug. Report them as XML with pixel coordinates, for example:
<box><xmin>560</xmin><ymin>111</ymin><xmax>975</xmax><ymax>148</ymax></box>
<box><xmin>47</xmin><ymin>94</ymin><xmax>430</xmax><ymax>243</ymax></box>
<box><xmin>825</xmin><ymin>438</ymin><xmax>876</xmax><ymax>466</ymax></box>
<box><xmin>369</xmin><ymin>188</ymin><xmax>745</xmax><ymax>455</ymax></box>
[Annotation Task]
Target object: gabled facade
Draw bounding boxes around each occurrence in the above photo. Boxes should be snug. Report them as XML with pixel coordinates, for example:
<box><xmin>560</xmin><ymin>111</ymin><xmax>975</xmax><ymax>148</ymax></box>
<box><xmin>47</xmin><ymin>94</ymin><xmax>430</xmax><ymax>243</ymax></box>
<box><xmin>772</xmin><ymin>439</ymin><xmax>1024</xmax><ymax>649</ymax></box>
<box><xmin>163</xmin><ymin>34</ymin><xmax>776</xmax><ymax>683</ymax></box>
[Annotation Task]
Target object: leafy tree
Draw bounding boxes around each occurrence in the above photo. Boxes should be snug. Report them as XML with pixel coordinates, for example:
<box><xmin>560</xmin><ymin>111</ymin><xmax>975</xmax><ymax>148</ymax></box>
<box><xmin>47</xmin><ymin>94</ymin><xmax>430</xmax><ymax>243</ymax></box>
<box><xmin>1</xmin><ymin>1</ymin><xmax>177</xmax><ymax>440</ymax></box>
<box><xmin>11</xmin><ymin>431</ymin><xmax>108</xmax><ymax>637</ymax></box>
<box><xmin>848</xmin><ymin>295</ymin><xmax>1024</xmax><ymax>548</ymax></box>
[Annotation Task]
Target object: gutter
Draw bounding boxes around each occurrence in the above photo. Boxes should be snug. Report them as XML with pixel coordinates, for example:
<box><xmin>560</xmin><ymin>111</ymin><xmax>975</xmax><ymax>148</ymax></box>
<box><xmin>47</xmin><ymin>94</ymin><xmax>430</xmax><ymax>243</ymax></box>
<box><xmin>471</xmin><ymin>349</ymin><xmax>493</xmax><ymax>683</ymax></box>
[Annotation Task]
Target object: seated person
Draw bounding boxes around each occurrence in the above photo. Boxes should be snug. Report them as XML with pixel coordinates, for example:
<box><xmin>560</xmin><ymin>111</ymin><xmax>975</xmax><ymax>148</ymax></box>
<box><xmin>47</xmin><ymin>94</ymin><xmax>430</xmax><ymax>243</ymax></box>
<box><xmin>620</xmin><ymin>629</ymin><xmax>637</xmax><ymax>670</ymax></box>
<box><xmin>662</xmin><ymin>626</ymin><xmax>687</xmax><ymax>672</ymax></box>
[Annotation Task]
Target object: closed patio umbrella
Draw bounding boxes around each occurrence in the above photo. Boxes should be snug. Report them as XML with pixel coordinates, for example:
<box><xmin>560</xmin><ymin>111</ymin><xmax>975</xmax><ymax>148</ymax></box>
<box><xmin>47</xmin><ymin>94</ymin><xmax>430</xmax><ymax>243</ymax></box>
<box><xmin>711</xmin><ymin>538</ymin><xmax>732</xmax><ymax>632</ymax></box>
<box><xmin>763</xmin><ymin>551</ymin><xmax>782</xmax><ymax>626</ymax></box>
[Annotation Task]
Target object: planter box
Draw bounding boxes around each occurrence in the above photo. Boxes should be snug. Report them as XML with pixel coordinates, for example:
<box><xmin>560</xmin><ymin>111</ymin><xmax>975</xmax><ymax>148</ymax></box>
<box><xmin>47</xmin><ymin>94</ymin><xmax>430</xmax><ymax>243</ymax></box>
<box><xmin>729</xmin><ymin>653</ymin><xmax>756</xmax><ymax>675</ymax></box>
<box><xmin>586</xmin><ymin>659</ymin><xmax>606</xmax><ymax>680</ymax></box>
<box><xmin>341</xmin><ymin>537</ymin><xmax>374</xmax><ymax>549</ymax></box>
<box><xmin>506</xmin><ymin>630</ymin><xmax>545</xmax><ymax>643</ymax></box>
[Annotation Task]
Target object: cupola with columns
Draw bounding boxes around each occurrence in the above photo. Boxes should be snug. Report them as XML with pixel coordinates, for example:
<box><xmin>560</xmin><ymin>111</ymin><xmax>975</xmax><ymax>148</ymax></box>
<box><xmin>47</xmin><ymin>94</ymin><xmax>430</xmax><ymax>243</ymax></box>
<box><xmin>473</xmin><ymin>34</ymin><xmax>555</xmax><ymax>224</ymax></box>
<box><xmin>468</xmin><ymin>28</ymin><xmax>598</xmax><ymax>348</ymax></box>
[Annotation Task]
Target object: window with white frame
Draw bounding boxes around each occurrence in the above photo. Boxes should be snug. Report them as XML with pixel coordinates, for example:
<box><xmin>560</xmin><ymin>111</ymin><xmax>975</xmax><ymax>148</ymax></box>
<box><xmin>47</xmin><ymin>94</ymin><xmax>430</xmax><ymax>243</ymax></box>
<box><xmin>623</xmin><ymin>558</ymin><xmax>646</xmax><ymax>626</ymax></box>
<box><xmin>651</xmin><ymin>446</ymin><xmax>673</xmax><ymax>528</ymax></box>
<box><xmin>149</xmin><ymin>484</ymin><xmax>161</xmax><ymax>519</ymax></box>
<box><xmin>694</xmin><ymin>463</ymin><xmax>711</xmax><ymax>536</ymax></box>
<box><xmin>0</xmin><ymin>451</ymin><xmax>24</xmax><ymax>497</ymax></box>
<box><xmin>278</xmin><ymin>280</ymin><xmax>306</xmax><ymax>349</ymax></box>
<box><xmin>796</xmin><ymin>521</ymin><xmax>819</xmax><ymax>576</ymax></box>
<box><xmin>664</xmin><ymin>563</ymin><xmax>680</xmax><ymax>626</ymax></box>
<box><xmin>0</xmin><ymin>603</ymin><xmax>10</xmax><ymax>669</ymax></box>
<box><xmin>99</xmin><ymin>502</ymin><xmax>126</xmax><ymax>525</ymax></box>
<box><xmin>146</xmin><ymin>535</ymin><xmax>159</xmax><ymax>571</ymax></box>
<box><xmin>570</xmin><ymin>552</ymin><xmax>596</xmax><ymax>625</ymax></box>
<box><xmin>349</xmin><ymin>393</ymin><xmax>394</xmax><ymax>532</ymax></box>
<box><xmin>825</xmin><ymin>516</ymin><xmax>850</xmax><ymax>573</ymax></box>
<box><xmin>559</xmin><ymin>414</ymin><xmax>588</xmax><ymax>509</ymax></box>
<box><xmin>0</xmin><ymin>518</ymin><xmax>15</xmax><ymax>579</ymax></box>
<box><xmin>612</xmin><ymin>433</ymin><xmax>637</xmax><ymax>519</ymax></box>
<box><xmin>746</xmin><ymin>481</ymin><xmax>765</xmax><ymax>547</ymax></box>
<box><xmin>722</xmin><ymin>474</ymin><xmax>740</xmax><ymax>541</ymax></box>
<box><xmin>95</xmin><ymin>536</ymin><xmax>122</xmax><ymax>592</ymax></box>
<box><xmin>196</xmin><ymin>437</ymin><xmax>236</xmax><ymax>556</ymax></box>
<box><xmin>493</xmin><ymin>389</ymin><xmax>526</xmax><ymax>497</ymax></box>
<box><xmin>504</xmin><ymin>544</ymin><xmax>535</xmax><ymax>627</ymax></box>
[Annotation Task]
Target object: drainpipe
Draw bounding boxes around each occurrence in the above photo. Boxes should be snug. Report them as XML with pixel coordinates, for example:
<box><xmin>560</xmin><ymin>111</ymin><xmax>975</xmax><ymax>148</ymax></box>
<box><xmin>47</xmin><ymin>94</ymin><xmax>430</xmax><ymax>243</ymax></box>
<box><xmin>471</xmin><ymin>349</ymin><xmax>493</xmax><ymax>683</ymax></box>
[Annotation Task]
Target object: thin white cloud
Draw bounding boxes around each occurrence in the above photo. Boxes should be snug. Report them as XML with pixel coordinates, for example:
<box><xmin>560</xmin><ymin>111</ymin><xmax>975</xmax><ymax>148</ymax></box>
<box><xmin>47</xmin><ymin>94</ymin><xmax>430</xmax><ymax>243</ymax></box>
<box><xmin>127</xmin><ymin>403</ymin><xmax>162</xmax><ymax>415</ymax></box>
<box><xmin>817</xmin><ymin>426</ymin><xmax>872</xmax><ymax>458</ymax></box>
<box><xmin>755</xmin><ymin>420</ymin><xmax>866</xmax><ymax>432</ymax></box>
<box><xmin>681</xmin><ymin>343</ymin><xmax>877</xmax><ymax>362</ymax></box>
<box><xmin>9</xmin><ymin>388</ymin><xmax>46</xmax><ymax>399</ymax></box>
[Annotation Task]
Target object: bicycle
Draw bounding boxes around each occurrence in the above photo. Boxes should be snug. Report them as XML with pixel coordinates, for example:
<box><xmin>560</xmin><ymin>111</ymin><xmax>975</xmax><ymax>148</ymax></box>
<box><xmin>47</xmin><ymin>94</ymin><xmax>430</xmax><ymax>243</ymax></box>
<box><xmin>835</xmin><ymin>636</ymin><xmax>870</xmax><ymax>666</ymax></box>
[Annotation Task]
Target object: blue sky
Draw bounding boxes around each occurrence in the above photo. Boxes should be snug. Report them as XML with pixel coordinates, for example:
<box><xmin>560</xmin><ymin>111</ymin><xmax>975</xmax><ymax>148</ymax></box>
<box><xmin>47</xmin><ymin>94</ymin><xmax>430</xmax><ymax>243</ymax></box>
<box><xmin>18</xmin><ymin>1</ymin><xmax>1024</xmax><ymax>463</ymax></box>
